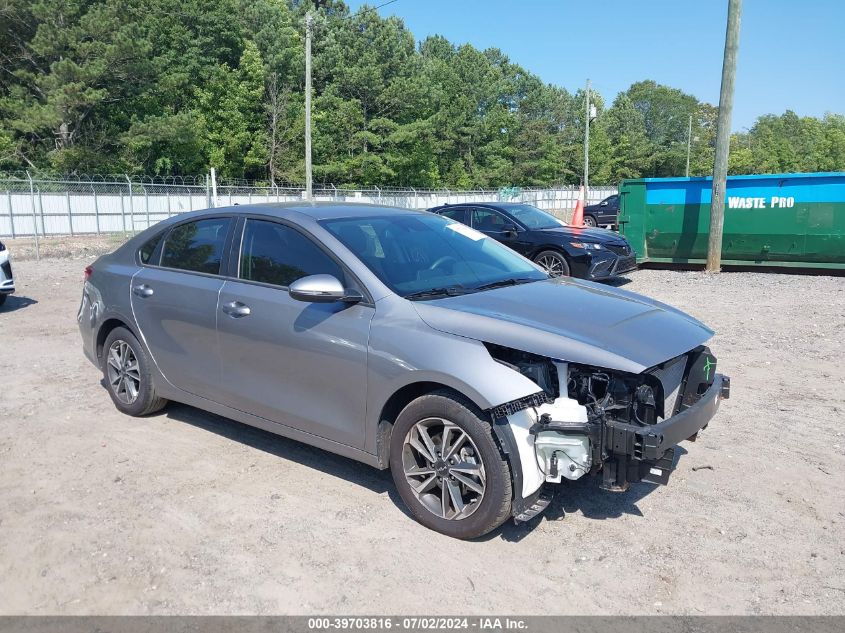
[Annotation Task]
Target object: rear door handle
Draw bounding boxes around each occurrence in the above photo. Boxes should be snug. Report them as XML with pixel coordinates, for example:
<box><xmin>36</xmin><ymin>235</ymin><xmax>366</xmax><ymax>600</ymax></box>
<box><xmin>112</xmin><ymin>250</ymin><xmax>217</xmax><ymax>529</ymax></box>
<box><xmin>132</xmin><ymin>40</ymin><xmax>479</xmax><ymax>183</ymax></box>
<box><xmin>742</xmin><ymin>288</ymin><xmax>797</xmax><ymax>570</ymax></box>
<box><xmin>221</xmin><ymin>300</ymin><xmax>251</xmax><ymax>318</ymax></box>
<box><xmin>132</xmin><ymin>284</ymin><xmax>154</xmax><ymax>298</ymax></box>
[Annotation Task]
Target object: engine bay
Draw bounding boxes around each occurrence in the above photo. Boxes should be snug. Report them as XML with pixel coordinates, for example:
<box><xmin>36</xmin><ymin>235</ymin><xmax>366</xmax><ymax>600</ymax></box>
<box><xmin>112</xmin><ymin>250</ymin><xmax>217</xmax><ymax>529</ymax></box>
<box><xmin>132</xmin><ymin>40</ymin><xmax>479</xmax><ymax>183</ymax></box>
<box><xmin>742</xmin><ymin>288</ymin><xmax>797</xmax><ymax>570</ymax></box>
<box><xmin>486</xmin><ymin>342</ymin><xmax>723</xmax><ymax>503</ymax></box>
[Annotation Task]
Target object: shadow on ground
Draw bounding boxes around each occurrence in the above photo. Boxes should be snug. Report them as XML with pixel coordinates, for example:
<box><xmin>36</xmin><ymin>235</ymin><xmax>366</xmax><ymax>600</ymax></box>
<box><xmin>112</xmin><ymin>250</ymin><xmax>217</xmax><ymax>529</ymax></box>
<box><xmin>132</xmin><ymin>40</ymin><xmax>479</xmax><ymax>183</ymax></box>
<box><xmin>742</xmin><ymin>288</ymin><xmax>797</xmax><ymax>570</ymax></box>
<box><xmin>599</xmin><ymin>276</ymin><xmax>634</xmax><ymax>288</ymax></box>
<box><xmin>0</xmin><ymin>295</ymin><xmax>38</xmax><ymax>313</ymax></box>
<box><xmin>487</xmin><ymin>477</ymin><xmax>661</xmax><ymax>543</ymax></box>
<box><xmin>132</xmin><ymin>401</ymin><xmax>669</xmax><ymax>542</ymax></box>
<box><xmin>163</xmin><ymin>402</ymin><xmax>401</xmax><ymax>504</ymax></box>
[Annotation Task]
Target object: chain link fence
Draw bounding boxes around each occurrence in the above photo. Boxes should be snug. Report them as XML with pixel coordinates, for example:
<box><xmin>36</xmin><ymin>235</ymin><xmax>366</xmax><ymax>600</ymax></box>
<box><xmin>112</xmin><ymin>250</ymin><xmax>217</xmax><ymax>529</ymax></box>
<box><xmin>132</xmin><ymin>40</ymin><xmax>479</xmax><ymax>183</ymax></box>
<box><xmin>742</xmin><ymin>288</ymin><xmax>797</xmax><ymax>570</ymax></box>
<box><xmin>0</xmin><ymin>173</ymin><xmax>616</xmax><ymax>238</ymax></box>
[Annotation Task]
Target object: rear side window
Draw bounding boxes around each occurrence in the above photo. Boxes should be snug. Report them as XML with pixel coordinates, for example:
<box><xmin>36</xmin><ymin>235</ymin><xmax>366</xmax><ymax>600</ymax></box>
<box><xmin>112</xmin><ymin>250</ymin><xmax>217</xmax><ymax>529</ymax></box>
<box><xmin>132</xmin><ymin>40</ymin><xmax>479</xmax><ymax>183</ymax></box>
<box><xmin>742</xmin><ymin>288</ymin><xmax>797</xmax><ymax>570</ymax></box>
<box><xmin>161</xmin><ymin>218</ymin><xmax>231</xmax><ymax>275</ymax></box>
<box><xmin>439</xmin><ymin>207</ymin><xmax>468</xmax><ymax>224</ymax></box>
<box><xmin>239</xmin><ymin>219</ymin><xmax>343</xmax><ymax>287</ymax></box>
<box><xmin>138</xmin><ymin>233</ymin><xmax>163</xmax><ymax>264</ymax></box>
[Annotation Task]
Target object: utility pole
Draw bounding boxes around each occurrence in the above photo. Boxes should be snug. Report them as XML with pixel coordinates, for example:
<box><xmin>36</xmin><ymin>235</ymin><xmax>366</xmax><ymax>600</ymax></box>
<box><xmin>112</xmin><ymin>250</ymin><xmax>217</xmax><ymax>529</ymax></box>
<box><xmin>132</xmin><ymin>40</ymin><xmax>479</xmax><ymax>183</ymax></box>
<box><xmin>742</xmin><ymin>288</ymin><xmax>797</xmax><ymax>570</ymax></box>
<box><xmin>583</xmin><ymin>78</ymin><xmax>590</xmax><ymax>197</ymax></box>
<box><xmin>304</xmin><ymin>11</ymin><xmax>313</xmax><ymax>201</ymax></box>
<box><xmin>706</xmin><ymin>0</ymin><xmax>742</xmax><ymax>272</ymax></box>
<box><xmin>685</xmin><ymin>114</ymin><xmax>693</xmax><ymax>177</ymax></box>
<box><xmin>210</xmin><ymin>167</ymin><xmax>218</xmax><ymax>207</ymax></box>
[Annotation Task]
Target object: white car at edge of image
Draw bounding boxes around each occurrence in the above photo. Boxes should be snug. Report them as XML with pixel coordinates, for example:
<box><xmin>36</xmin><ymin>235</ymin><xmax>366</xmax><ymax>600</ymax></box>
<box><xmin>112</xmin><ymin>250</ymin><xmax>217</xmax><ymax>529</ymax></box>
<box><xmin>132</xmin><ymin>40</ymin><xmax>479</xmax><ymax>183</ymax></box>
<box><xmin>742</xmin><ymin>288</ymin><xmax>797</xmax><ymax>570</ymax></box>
<box><xmin>0</xmin><ymin>239</ymin><xmax>15</xmax><ymax>307</ymax></box>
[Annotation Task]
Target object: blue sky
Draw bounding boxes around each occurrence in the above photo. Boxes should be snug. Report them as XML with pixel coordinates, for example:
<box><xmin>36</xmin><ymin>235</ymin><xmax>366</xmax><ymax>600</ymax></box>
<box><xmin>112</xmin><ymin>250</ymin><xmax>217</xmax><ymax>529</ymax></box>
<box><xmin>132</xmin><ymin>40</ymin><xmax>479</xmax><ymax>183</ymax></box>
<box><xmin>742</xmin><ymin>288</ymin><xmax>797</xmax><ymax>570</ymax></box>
<box><xmin>347</xmin><ymin>0</ymin><xmax>844</xmax><ymax>131</ymax></box>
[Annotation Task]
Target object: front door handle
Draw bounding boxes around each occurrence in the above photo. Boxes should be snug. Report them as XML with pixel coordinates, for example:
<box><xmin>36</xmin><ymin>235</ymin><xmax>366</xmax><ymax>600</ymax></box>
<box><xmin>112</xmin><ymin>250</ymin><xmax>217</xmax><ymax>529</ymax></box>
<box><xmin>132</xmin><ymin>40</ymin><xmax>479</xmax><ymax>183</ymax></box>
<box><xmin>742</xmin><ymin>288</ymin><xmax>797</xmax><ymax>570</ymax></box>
<box><xmin>221</xmin><ymin>300</ymin><xmax>251</xmax><ymax>318</ymax></box>
<box><xmin>132</xmin><ymin>284</ymin><xmax>154</xmax><ymax>298</ymax></box>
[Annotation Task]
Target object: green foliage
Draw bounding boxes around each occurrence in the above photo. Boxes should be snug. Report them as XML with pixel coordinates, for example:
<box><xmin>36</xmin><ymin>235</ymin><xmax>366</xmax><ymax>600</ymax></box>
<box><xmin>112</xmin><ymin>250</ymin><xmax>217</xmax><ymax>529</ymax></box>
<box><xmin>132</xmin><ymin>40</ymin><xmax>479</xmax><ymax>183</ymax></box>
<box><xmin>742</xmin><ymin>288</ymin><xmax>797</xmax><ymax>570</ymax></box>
<box><xmin>728</xmin><ymin>111</ymin><xmax>845</xmax><ymax>175</ymax></box>
<box><xmin>0</xmin><ymin>0</ymin><xmax>842</xmax><ymax>185</ymax></box>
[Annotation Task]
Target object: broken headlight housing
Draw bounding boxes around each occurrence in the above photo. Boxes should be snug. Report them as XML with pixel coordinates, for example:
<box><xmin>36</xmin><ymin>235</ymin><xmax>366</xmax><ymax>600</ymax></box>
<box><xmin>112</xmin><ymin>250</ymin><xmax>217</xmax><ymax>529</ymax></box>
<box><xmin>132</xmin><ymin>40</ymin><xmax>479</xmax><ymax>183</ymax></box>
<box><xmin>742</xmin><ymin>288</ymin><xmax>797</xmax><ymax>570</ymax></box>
<box><xmin>567</xmin><ymin>366</ymin><xmax>666</xmax><ymax>426</ymax></box>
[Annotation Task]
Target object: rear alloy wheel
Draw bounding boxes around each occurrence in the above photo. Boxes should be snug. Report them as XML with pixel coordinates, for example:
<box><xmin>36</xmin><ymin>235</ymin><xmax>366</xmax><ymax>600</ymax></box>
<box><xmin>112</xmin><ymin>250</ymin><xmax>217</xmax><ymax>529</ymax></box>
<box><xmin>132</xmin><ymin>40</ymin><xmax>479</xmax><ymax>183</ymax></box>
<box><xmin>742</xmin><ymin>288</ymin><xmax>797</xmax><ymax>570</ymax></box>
<box><xmin>106</xmin><ymin>340</ymin><xmax>140</xmax><ymax>406</ymax></box>
<box><xmin>390</xmin><ymin>391</ymin><xmax>512</xmax><ymax>539</ymax></box>
<box><xmin>583</xmin><ymin>215</ymin><xmax>598</xmax><ymax>227</ymax></box>
<box><xmin>534</xmin><ymin>250</ymin><xmax>570</xmax><ymax>277</ymax></box>
<box><xmin>101</xmin><ymin>326</ymin><xmax>167</xmax><ymax>417</ymax></box>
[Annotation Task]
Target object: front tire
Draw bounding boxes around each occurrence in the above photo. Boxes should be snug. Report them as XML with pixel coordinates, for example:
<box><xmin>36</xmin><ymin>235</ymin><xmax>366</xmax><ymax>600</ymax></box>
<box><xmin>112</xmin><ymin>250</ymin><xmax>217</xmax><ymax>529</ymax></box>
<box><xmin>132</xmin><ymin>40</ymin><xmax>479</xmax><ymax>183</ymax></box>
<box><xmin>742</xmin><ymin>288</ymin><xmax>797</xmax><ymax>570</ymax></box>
<box><xmin>389</xmin><ymin>391</ymin><xmax>512</xmax><ymax>539</ymax></box>
<box><xmin>534</xmin><ymin>250</ymin><xmax>571</xmax><ymax>277</ymax></box>
<box><xmin>0</xmin><ymin>294</ymin><xmax>6</xmax><ymax>307</ymax></box>
<box><xmin>583</xmin><ymin>215</ymin><xmax>597</xmax><ymax>227</ymax></box>
<box><xmin>101</xmin><ymin>326</ymin><xmax>167</xmax><ymax>416</ymax></box>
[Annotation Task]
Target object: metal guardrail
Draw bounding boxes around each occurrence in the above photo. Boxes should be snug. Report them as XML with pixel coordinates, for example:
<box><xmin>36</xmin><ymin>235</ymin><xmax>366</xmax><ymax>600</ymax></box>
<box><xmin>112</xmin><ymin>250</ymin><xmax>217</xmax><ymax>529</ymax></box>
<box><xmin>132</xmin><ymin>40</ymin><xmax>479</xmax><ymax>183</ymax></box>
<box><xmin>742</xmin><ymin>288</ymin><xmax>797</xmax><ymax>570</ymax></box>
<box><xmin>0</xmin><ymin>173</ymin><xmax>616</xmax><ymax>238</ymax></box>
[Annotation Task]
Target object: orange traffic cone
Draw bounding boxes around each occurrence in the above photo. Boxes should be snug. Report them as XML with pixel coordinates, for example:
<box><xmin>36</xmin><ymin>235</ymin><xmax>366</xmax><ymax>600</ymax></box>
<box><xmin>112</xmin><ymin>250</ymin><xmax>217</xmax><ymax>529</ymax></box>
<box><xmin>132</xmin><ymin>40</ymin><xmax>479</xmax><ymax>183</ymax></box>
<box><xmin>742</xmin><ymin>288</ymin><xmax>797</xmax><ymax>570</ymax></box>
<box><xmin>571</xmin><ymin>185</ymin><xmax>585</xmax><ymax>226</ymax></box>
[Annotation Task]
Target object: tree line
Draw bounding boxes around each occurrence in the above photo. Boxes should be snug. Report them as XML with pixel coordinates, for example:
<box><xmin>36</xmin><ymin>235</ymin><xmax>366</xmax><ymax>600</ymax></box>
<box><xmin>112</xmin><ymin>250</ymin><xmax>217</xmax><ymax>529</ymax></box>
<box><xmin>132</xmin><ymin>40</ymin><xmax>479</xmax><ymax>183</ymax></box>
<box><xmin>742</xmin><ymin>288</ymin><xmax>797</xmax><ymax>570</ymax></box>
<box><xmin>1</xmin><ymin>0</ymin><xmax>843</xmax><ymax>187</ymax></box>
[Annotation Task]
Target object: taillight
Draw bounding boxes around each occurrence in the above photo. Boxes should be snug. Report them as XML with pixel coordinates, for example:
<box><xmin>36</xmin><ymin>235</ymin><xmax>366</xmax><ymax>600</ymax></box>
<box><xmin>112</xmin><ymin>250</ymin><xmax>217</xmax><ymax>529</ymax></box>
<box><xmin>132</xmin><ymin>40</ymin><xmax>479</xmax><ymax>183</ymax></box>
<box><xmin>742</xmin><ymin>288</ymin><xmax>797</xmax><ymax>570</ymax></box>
<box><xmin>84</xmin><ymin>265</ymin><xmax>93</xmax><ymax>281</ymax></box>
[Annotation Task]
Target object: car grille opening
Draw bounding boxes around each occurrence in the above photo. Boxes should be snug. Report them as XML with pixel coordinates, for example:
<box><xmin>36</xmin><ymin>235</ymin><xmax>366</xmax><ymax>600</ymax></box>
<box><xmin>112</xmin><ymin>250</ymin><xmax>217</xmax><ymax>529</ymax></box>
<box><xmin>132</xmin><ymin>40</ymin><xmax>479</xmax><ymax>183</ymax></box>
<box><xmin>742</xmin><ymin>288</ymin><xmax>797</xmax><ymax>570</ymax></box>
<box><xmin>605</xmin><ymin>243</ymin><xmax>631</xmax><ymax>256</ymax></box>
<box><xmin>650</xmin><ymin>355</ymin><xmax>688</xmax><ymax>419</ymax></box>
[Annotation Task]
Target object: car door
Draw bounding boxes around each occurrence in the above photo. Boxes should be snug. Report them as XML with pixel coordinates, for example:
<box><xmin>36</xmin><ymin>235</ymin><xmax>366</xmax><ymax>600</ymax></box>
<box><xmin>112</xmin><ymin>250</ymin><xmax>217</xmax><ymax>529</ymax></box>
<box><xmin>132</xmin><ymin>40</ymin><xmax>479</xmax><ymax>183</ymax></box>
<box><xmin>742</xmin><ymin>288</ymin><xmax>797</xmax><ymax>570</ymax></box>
<box><xmin>216</xmin><ymin>217</ymin><xmax>374</xmax><ymax>448</ymax></box>
<box><xmin>130</xmin><ymin>216</ymin><xmax>233</xmax><ymax>401</ymax></box>
<box><xmin>470</xmin><ymin>207</ymin><xmax>532</xmax><ymax>256</ymax></box>
<box><xmin>598</xmin><ymin>195</ymin><xmax>619</xmax><ymax>224</ymax></box>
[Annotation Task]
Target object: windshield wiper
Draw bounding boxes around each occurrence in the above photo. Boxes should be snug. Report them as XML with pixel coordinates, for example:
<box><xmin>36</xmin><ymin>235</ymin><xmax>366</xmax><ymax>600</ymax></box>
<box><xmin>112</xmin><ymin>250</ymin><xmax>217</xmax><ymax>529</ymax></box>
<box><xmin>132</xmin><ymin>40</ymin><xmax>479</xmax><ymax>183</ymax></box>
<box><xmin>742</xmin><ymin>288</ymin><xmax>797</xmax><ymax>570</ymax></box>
<box><xmin>473</xmin><ymin>277</ymin><xmax>538</xmax><ymax>291</ymax></box>
<box><xmin>404</xmin><ymin>285</ymin><xmax>468</xmax><ymax>301</ymax></box>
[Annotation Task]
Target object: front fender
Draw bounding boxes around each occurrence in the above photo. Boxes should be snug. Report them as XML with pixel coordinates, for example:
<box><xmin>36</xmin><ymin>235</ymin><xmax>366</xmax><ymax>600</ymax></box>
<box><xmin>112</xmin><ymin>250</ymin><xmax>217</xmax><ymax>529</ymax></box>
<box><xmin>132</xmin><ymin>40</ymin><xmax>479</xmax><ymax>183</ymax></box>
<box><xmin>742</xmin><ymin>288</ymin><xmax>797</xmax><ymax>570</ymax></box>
<box><xmin>366</xmin><ymin>296</ymin><xmax>548</xmax><ymax>496</ymax></box>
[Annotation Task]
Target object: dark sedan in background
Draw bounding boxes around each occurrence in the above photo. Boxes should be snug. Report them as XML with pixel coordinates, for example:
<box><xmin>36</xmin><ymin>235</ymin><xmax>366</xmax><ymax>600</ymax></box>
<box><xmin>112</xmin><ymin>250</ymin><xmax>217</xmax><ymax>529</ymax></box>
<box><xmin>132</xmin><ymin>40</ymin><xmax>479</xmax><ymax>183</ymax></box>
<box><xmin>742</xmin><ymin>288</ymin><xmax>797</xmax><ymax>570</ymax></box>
<box><xmin>583</xmin><ymin>194</ymin><xmax>620</xmax><ymax>228</ymax></box>
<box><xmin>428</xmin><ymin>202</ymin><xmax>636</xmax><ymax>280</ymax></box>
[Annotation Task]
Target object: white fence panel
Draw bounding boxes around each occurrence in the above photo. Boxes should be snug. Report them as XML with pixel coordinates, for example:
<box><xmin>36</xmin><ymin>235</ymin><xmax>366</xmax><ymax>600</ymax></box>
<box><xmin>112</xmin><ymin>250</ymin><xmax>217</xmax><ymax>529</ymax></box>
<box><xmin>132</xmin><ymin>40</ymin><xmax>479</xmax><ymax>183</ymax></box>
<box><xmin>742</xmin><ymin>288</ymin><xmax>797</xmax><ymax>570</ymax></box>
<box><xmin>0</xmin><ymin>178</ymin><xmax>617</xmax><ymax>237</ymax></box>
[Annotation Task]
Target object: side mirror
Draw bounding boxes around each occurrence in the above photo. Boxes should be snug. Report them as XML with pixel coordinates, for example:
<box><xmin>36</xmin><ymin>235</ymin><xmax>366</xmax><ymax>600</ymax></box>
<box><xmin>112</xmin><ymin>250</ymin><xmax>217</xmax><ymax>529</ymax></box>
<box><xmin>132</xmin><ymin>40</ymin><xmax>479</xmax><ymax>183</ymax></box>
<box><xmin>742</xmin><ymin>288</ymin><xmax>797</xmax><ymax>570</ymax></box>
<box><xmin>600</xmin><ymin>201</ymin><xmax>608</xmax><ymax>207</ymax></box>
<box><xmin>288</xmin><ymin>274</ymin><xmax>362</xmax><ymax>304</ymax></box>
<box><xmin>502</xmin><ymin>223</ymin><xmax>519</xmax><ymax>238</ymax></box>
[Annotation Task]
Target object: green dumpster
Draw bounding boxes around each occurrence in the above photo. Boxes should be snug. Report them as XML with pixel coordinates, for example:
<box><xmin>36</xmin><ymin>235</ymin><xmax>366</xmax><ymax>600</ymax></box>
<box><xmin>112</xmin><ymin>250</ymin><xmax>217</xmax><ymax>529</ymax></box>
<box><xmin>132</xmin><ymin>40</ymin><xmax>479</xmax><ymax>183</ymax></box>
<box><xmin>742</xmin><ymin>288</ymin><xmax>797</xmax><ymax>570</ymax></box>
<box><xmin>618</xmin><ymin>172</ymin><xmax>845</xmax><ymax>270</ymax></box>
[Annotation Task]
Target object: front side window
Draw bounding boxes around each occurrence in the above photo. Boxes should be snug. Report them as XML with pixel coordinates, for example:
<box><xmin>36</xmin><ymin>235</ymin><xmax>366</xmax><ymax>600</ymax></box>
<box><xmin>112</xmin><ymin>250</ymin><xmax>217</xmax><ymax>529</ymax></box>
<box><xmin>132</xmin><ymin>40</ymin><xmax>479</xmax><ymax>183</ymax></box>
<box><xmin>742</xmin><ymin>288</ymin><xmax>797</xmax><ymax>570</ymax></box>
<box><xmin>239</xmin><ymin>219</ymin><xmax>343</xmax><ymax>287</ymax></box>
<box><xmin>471</xmin><ymin>208</ymin><xmax>508</xmax><ymax>232</ymax></box>
<box><xmin>322</xmin><ymin>214</ymin><xmax>546</xmax><ymax>297</ymax></box>
<box><xmin>503</xmin><ymin>204</ymin><xmax>565</xmax><ymax>230</ymax></box>
<box><xmin>161</xmin><ymin>218</ymin><xmax>231</xmax><ymax>274</ymax></box>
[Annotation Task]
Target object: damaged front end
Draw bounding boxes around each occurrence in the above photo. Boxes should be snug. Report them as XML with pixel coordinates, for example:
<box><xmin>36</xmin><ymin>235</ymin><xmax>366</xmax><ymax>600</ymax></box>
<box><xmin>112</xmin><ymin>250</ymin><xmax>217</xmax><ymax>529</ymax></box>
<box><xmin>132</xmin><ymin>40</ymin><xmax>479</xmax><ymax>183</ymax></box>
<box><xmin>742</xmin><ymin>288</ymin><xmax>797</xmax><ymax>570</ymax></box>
<box><xmin>485</xmin><ymin>343</ymin><xmax>731</xmax><ymax>522</ymax></box>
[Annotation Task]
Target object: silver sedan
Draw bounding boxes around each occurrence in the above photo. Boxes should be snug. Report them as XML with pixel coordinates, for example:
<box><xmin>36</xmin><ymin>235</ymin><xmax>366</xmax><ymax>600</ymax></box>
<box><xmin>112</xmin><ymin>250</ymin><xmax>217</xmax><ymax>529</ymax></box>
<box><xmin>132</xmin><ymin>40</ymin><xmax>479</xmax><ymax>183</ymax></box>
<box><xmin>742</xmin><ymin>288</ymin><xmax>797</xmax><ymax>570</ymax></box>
<box><xmin>78</xmin><ymin>203</ymin><xmax>728</xmax><ymax>539</ymax></box>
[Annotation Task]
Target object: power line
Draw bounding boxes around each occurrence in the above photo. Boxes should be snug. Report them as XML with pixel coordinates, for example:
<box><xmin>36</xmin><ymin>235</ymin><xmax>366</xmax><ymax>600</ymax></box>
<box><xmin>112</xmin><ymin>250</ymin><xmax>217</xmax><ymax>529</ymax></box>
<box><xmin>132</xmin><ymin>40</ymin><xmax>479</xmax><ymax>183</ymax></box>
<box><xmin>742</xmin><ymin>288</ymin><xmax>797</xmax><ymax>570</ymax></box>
<box><xmin>341</xmin><ymin>0</ymin><xmax>402</xmax><ymax>21</ymax></box>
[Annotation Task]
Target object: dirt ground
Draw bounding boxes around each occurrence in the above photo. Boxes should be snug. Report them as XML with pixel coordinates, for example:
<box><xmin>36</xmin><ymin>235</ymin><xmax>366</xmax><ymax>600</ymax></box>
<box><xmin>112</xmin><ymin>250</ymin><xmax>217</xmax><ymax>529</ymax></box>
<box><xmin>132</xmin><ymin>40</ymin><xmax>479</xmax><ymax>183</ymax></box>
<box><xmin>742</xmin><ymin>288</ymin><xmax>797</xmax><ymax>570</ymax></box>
<box><xmin>0</xmin><ymin>236</ymin><xmax>843</xmax><ymax>615</ymax></box>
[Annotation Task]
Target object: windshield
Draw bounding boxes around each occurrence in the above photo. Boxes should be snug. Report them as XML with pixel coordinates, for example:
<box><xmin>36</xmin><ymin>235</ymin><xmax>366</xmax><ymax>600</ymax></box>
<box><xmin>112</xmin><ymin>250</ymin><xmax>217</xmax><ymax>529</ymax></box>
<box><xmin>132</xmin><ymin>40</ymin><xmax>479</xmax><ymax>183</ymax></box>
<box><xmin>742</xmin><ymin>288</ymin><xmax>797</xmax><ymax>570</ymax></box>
<box><xmin>321</xmin><ymin>214</ymin><xmax>547</xmax><ymax>298</ymax></box>
<box><xmin>505</xmin><ymin>204</ymin><xmax>566</xmax><ymax>230</ymax></box>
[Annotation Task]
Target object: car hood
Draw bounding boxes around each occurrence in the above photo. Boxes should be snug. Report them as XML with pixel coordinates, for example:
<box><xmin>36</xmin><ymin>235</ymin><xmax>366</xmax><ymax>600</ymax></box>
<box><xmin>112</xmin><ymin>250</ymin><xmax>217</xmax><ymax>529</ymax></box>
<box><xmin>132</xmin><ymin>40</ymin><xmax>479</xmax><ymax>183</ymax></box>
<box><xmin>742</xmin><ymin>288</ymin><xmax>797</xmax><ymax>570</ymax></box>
<box><xmin>412</xmin><ymin>278</ymin><xmax>713</xmax><ymax>374</ymax></box>
<box><xmin>538</xmin><ymin>225</ymin><xmax>626</xmax><ymax>244</ymax></box>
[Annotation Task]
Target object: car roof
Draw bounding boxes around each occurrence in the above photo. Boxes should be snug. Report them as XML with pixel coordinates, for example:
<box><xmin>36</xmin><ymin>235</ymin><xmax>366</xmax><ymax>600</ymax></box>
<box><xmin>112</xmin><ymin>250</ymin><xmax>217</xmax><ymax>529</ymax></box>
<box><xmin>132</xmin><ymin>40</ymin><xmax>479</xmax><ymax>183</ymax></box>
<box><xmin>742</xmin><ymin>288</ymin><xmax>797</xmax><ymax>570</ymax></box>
<box><xmin>433</xmin><ymin>201</ymin><xmax>531</xmax><ymax>209</ymax></box>
<box><xmin>431</xmin><ymin>202</ymin><xmax>530</xmax><ymax>213</ymax></box>
<box><xmin>188</xmin><ymin>201</ymin><xmax>428</xmax><ymax>221</ymax></box>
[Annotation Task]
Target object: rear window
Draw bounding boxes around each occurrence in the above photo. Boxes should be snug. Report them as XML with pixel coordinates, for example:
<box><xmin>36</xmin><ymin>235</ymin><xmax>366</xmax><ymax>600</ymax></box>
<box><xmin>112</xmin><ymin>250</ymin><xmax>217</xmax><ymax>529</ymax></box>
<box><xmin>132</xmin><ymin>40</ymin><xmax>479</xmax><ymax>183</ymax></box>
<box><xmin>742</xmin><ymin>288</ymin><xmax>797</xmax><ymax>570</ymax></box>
<box><xmin>138</xmin><ymin>233</ymin><xmax>163</xmax><ymax>264</ymax></box>
<box><xmin>161</xmin><ymin>218</ymin><xmax>232</xmax><ymax>275</ymax></box>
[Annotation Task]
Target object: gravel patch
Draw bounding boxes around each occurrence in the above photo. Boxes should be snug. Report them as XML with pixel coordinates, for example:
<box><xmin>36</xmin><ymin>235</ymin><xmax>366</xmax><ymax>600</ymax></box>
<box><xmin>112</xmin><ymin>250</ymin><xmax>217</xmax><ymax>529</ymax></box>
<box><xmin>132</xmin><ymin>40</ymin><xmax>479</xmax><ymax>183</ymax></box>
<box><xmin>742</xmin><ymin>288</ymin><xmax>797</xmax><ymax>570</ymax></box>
<box><xmin>0</xmin><ymin>249</ymin><xmax>843</xmax><ymax>615</ymax></box>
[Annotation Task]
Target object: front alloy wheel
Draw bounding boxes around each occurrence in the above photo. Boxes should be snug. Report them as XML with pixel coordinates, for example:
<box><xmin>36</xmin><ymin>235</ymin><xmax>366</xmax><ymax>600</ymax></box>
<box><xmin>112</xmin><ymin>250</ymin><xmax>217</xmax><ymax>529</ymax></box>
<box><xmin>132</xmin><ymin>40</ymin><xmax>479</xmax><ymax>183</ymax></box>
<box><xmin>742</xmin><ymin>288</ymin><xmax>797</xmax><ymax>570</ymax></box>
<box><xmin>534</xmin><ymin>250</ymin><xmax>570</xmax><ymax>277</ymax></box>
<box><xmin>389</xmin><ymin>391</ymin><xmax>512</xmax><ymax>539</ymax></box>
<box><xmin>402</xmin><ymin>417</ymin><xmax>486</xmax><ymax>520</ymax></box>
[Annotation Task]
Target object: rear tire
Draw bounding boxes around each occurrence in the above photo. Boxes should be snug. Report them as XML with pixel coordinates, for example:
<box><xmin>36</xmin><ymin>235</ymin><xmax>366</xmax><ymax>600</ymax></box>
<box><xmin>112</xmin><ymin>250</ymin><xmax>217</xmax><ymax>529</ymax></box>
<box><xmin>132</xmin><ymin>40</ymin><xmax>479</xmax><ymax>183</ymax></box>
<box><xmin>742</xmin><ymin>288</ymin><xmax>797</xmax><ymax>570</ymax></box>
<box><xmin>0</xmin><ymin>294</ymin><xmax>6</xmax><ymax>307</ymax></box>
<box><xmin>101</xmin><ymin>326</ymin><xmax>167</xmax><ymax>416</ymax></box>
<box><xmin>534</xmin><ymin>250</ymin><xmax>570</xmax><ymax>277</ymax></box>
<box><xmin>389</xmin><ymin>390</ymin><xmax>512</xmax><ymax>539</ymax></box>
